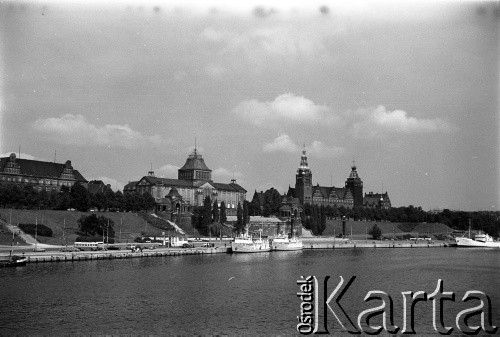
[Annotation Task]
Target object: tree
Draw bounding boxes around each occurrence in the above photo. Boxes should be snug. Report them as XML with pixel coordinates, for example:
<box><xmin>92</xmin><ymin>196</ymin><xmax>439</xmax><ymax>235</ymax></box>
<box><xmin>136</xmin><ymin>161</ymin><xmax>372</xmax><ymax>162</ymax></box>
<box><xmin>236</xmin><ymin>202</ymin><xmax>244</xmax><ymax>234</ymax></box>
<box><xmin>201</xmin><ymin>196</ymin><xmax>212</xmax><ymax>235</ymax></box>
<box><xmin>56</xmin><ymin>185</ymin><xmax>71</xmax><ymax>210</ymax></box>
<box><xmin>212</xmin><ymin>200</ymin><xmax>219</xmax><ymax>223</ymax></box>
<box><xmin>78</xmin><ymin>214</ymin><xmax>115</xmax><ymax>241</ymax></box>
<box><xmin>219</xmin><ymin>201</ymin><xmax>227</xmax><ymax>224</ymax></box>
<box><xmin>243</xmin><ymin>200</ymin><xmax>250</xmax><ymax>227</ymax></box>
<box><xmin>262</xmin><ymin>187</ymin><xmax>282</xmax><ymax>217</ymax></box>
<box><xmin>37</xmin><ymin>188</ymin><xmax>50</xmax><ymax>209</ymax></box>
<box><xmin>70</xmin><ymin>182</ymin><xmax>90</xmax><ymax>212</ymax></box>
<box><xmin>114</xmin><ymin>190</ymin><xmax>124</xmax><ymax>211</ymax></box>
<box><xmin>368</xmin><ymin>224</ymin><xmax>382</xmax><ymax>240</ymax></box>
<box><xmin>143</xmin><ymin>192</ymin><xmax>156</xmax><ymax>212</ymax></box>
<box><xmin>92</xmin><ymin>191</ymin><xmax>107</xmax><ymax>211</ymax></box>
<box><xmin>21</xmin><ymin>184</ymin><xmax>38</xmax><ymax>208</ymax></box>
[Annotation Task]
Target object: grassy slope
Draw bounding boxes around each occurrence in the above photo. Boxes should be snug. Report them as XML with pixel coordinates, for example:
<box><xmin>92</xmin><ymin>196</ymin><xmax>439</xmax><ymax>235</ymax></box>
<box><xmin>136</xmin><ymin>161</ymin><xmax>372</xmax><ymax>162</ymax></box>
<box><xmin>322</xmin><ymin>219</ymin><xmax>453</xmax><ymax>239</ymax></box>
<box><xmin>0</xmin><ymin>209</ymin><xmax>167</xmax><ymax>245</ymax></box>
<box><xmin>0</xmin><ymin>209</ymin><xmax>454</xmax><ymax>245</ymax></box>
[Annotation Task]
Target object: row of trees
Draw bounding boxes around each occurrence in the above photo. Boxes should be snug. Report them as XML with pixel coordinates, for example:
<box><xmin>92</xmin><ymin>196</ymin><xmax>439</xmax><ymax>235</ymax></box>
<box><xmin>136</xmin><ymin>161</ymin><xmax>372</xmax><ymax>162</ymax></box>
<box><xmin>192</xmin><ymin>197</ymin><xmax>251</xmax><ymax>236</ymax></box>
<box><xmin>0</xmin><ymin>183</ymin><xmax>156</xmax><ymax>213</ymax></box>
<box><xmin>301</xmin><ymin>204</ymin><xmax>327</xmax><ymax>236</ymax></box>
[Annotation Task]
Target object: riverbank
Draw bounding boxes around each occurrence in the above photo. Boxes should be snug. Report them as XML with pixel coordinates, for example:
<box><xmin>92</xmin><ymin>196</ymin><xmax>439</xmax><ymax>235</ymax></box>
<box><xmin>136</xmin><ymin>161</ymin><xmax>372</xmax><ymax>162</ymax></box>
<box><xmin>0</xmin><ymin>238</ymin><xmax>455</xmax><ymax>264</ymax></box>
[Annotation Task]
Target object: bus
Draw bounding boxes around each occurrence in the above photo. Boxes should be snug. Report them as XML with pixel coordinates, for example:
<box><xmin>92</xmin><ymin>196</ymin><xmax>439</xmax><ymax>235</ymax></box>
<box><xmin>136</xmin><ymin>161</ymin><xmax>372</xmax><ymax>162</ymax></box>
<box><xmin>74</xmin><ymin>241</ymin><xmax>104</xmax><ymax>251</ymax></box>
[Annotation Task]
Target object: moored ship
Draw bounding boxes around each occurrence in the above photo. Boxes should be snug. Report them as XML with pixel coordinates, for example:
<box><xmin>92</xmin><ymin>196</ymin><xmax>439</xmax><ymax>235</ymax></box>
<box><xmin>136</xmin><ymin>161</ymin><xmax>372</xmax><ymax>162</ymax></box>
<box><xmin>231</xmin><ymin>233</ymin><xmax>270</xmax><ymax>253</ymax></box>
<box><xmin>272</xmin><ymin>235</ymin><xmax>303</xmax><ymax>251</ymax></box>
<box><xmin>456</xmin><ymin>232</ymin><xmax>500</xmax><ymax>248</ymax></box>
<box><xmin>0</xmin><ymin>255</ymin><xmax>27</xmax><ymax>268</ymax></box>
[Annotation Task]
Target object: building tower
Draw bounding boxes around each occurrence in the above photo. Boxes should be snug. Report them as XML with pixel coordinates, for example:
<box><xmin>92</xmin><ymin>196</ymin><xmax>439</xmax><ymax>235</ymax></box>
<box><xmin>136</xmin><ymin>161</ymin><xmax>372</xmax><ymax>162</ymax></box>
<box><xmin>178</xmin><ymin>147</ymin><xmax>212</xmax><ymax>182</ymax></box>
<box><xmin>295</xmin><ymin>148</ymin><xmax>312</xmax><ymax>205</ymax></box>
<box><xmin>345</xmin><ymin>162</ymin><xmax>363</xmax><ymax>207</ymax></box>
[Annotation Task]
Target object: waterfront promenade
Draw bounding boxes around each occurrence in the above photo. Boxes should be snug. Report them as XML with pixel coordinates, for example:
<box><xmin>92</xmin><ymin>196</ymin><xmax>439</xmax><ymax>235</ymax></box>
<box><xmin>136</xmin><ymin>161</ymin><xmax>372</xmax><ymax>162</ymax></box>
<box><xmin>0</xmin><ymin>237</ymin><xmax>453</xmax><ymax>264</ymax></box>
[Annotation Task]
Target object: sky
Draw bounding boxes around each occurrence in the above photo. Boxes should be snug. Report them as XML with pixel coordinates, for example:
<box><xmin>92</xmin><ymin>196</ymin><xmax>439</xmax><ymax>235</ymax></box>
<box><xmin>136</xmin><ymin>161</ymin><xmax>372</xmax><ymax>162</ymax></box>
<box><xmin>0</xmin><ymin>0</ymin><xmax>498</xmax><ymax>211</ymax></box>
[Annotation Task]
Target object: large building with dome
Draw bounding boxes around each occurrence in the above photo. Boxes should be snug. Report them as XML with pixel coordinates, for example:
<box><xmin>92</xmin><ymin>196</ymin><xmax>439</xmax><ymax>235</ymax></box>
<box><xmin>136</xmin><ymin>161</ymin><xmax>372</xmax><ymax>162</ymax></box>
<box><xmin>124</xmin><ymin>148</ymin><xmax>247</xmax><ymax>218</ymax></box>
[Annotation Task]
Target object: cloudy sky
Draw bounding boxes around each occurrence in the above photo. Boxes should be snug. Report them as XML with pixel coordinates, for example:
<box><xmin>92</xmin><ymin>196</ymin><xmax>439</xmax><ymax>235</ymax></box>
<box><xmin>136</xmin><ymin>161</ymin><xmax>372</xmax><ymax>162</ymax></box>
<box><xmin>0</xmin><ymin>0</ymin><xmax>498</xmax><ymax>211</ymax></box>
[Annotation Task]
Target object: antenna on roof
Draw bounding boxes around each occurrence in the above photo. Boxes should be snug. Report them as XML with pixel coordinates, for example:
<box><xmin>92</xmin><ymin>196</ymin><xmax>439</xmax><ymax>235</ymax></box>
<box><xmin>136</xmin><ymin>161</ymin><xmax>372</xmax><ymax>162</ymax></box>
<box><xmin>148</xmin><ymin>162</ymin><xmax>155</xmax><ymax>177</ymax></box>
<box><xmin>19</xmin><ymin>145</ymin><xmax>21</xmax><ymax>159</ymax></box>
<box><xmin>54</xmin><ymin>150</ymin><xmax>56</xmax><ymax>163</ymax></box>
<box><xmin>194</xmin><ymin>137</ymin><xmax>197</xmax><ymax>154</ymax></box>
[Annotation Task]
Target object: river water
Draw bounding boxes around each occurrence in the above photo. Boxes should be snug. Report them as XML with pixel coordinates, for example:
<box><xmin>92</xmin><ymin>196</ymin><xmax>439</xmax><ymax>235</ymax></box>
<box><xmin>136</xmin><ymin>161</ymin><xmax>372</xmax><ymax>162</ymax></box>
<box><xmin>1</xmin><ymin>248</ymin><xmax>499</xmax><ymax>335</ymax></box>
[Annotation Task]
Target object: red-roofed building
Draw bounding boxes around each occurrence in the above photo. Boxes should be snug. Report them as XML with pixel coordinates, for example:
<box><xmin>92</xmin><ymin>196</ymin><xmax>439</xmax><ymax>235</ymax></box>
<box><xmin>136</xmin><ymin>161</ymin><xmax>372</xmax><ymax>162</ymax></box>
<box><xmin>0</xmin><ymin>153</ymin><xmax>87</xmax><ymax>192</ymax></box>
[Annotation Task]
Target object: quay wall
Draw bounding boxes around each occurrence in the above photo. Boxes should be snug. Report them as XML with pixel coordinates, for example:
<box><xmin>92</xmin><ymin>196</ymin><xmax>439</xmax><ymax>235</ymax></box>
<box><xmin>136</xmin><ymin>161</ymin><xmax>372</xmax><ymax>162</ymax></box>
<box><xmin>6</xmin><ymin>240</ymin><xmax>454</xmax><ymax>264</ymax></box>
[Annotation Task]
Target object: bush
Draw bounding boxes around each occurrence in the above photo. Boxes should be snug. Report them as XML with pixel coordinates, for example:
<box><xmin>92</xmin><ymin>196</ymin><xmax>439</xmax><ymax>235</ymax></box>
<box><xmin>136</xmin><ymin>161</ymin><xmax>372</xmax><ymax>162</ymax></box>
<box><xmin>19</xmin><ymin>223</ymin><xmax>53</xmax><ymax>237</ymax></box>
<box><xmin>368</xmin><ymin>224</ymin><xmax>382</xmax><ymax>240</ymax></box>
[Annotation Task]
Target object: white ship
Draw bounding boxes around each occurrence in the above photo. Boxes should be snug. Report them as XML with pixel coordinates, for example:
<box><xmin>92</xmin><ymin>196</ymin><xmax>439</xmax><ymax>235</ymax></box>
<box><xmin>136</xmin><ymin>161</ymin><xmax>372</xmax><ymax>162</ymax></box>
<box><xmin>456</xmin><ymin>231</ymin><xmax>500</xmax><ymax>248</ymax></box>
<box><xmin>272</xmin><ymin>235</ymin><xmax>303</xmax><ymax>251</ymax></box>
<box><xmin>231</xmin><ymin>233</ymin><xmax>270</xmax><ymax>253</ymax></box>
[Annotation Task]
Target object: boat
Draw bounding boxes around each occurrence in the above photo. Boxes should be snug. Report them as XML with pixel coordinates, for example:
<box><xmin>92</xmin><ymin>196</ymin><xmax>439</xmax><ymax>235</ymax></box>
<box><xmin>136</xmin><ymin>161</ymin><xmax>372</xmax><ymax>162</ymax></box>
<box><xmin>231</xmin><ymin>232</ymin><xmax>270</xmax><ymax>253</ymax></box>
<box><xmin>455</xmin><ymin>229</ymin><xmax>500</xmax><ymax>248</ymax></box>
<box><xmin>0</xmin><ymin>255</ymin><xmax>27</xmax><ymax>268</ymax></box>
<box><xmin>272</xmin><ymin>214</ymin><xmax>303</xmax><ymax>251</ymax></box>
<box><xmin>272</xmin><ymin>234</ymin><xmax>303</xmax><ymax>251</ymax></box>
<box><xmin>1</xmin><ymin>211</ymin><xmax>28</xmax><ymax>267</ymax></box>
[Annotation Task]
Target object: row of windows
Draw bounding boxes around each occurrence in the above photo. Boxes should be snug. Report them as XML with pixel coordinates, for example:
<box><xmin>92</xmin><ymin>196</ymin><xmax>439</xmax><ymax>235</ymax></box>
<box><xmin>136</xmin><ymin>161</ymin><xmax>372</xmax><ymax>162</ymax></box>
<box><xmin>313</xmin><ymin>197</ymin><xmax>353</xmax><ymax>204</ymax></box>
<box><xmin>0</xmin><ymin>175</ymin><xmax>74</xmax><ymax>186</ymax></box>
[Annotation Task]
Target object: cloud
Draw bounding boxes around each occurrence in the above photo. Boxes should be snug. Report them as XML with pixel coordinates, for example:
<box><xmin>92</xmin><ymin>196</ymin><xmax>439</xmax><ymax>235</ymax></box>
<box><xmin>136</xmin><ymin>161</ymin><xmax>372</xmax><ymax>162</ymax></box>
<box><xmin>232</xmin><ymin>93</ymin><xmax>336</xmax><ymax>127</ymax></box>
<box><xmin>349</xmin><ymin>106</ymin><xmax>458</xmax><ymax>139</ymax></box>
<box><xmin>213</xmin><ymin>167</ymin><xmax>243</xmax><ymax>178</ymax></box>
<box><xmin>263</xmin><ymin>134</ymin><xmax>299</xmax><ymax>153</ymax></box>
<box><xmin>308</xmin><ymin>141</ymin><xmax>344</xmax><ymax>158</ymax></box>
<box><xmin>32</xmin><ymin>114</ymin><xmax>163</xmax><ymax>149</ymax></box>
<box><xmin>156</xmin><ymin>164</ymin><xmax>179</xmax><ymax>178</ymax></box>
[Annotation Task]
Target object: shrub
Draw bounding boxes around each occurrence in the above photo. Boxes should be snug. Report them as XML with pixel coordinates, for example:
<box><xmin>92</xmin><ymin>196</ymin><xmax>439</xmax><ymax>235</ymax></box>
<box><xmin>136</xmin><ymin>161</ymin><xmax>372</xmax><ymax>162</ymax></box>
<box><xmin>19</xmin><ymin>223</ymin><xmax>53</xmax><ymax>237</ymax></box>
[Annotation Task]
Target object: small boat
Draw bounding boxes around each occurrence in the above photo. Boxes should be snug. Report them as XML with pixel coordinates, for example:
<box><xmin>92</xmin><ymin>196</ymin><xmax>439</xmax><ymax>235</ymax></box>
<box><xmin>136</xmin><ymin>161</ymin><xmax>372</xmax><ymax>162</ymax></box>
<box><xmin>272</xmin><ymin>215</ymin><xmax>303</xmax><ymax>251</ymax></box>
<box><xmin>456</xmin><ymin>228</ymin><xmax>500</xmax><ymax>248</ymax></box>
<box><xmin>231</xmin><ymin>232</ymin><xmax>270</xmax><ymax>253</ymax></box>
<box><xmin>0</xmin><ymin>255</ymin><xmax>27</xmax><ymax>268</ymax></box>
<box><xmin>272</xmin><ymin>235</ymin><xmax>303</xmax><ymax>251</ymax></box>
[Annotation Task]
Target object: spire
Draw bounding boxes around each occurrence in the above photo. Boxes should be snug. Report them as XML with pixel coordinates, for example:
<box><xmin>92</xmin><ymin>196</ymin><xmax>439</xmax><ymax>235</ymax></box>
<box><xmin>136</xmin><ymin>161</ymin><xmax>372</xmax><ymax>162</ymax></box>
<box><xmin>148</xmin><ymin>162</ymin><xmax>155</xmax><ymax>177</ymax></box>
<box><xmin>297</xmin><ymin>147</ymin><xmax>311</xmax><ymax>174</ymax></box>
<box><xmin>349</xmin><ymin>160</ymin><xmax>359</xmax><ymax>179</ymax></box>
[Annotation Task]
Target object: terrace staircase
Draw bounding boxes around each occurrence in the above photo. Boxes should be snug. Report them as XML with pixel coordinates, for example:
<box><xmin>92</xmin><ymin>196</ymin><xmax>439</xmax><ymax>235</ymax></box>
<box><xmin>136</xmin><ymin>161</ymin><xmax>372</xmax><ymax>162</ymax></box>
<box><xmin>0</xmin><ymin>218</ymin><xmax>38</xmax><ymax>245</ymax></box>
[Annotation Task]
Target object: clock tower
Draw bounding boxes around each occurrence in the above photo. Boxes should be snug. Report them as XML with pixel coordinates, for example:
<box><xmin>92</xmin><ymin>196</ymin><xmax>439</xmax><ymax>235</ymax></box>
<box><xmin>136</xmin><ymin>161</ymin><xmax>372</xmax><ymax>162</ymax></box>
<box><xmin>295</xmin><ymin>148</ymin><xmax>312</xmax><ymax>205</ymax></box>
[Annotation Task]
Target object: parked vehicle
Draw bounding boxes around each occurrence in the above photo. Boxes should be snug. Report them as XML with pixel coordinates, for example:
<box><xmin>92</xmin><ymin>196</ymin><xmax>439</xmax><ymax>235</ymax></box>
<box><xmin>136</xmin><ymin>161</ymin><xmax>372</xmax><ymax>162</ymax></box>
<box><xmin>60</xmin><ymin>246</ymin><xmax>80</xmax><ymax>252</ymax></box>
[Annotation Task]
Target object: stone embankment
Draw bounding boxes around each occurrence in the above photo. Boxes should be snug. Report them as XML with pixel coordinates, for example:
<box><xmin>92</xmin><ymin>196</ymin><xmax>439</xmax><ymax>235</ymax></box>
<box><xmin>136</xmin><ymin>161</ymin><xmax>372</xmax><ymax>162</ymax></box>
<box><xmin>301</xmin><ymin>238</ymin><xmax>451</xmax><ymax>249</ymax></box>
<box><xmin>17</xmin><ymin>247</ymin><xmax>230</xmax><ymax>263</ymax></box>
<box><xmin>1</xmin><ymin>239</ymin><xmax>454</xmax><ymax>264</ymax></box>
